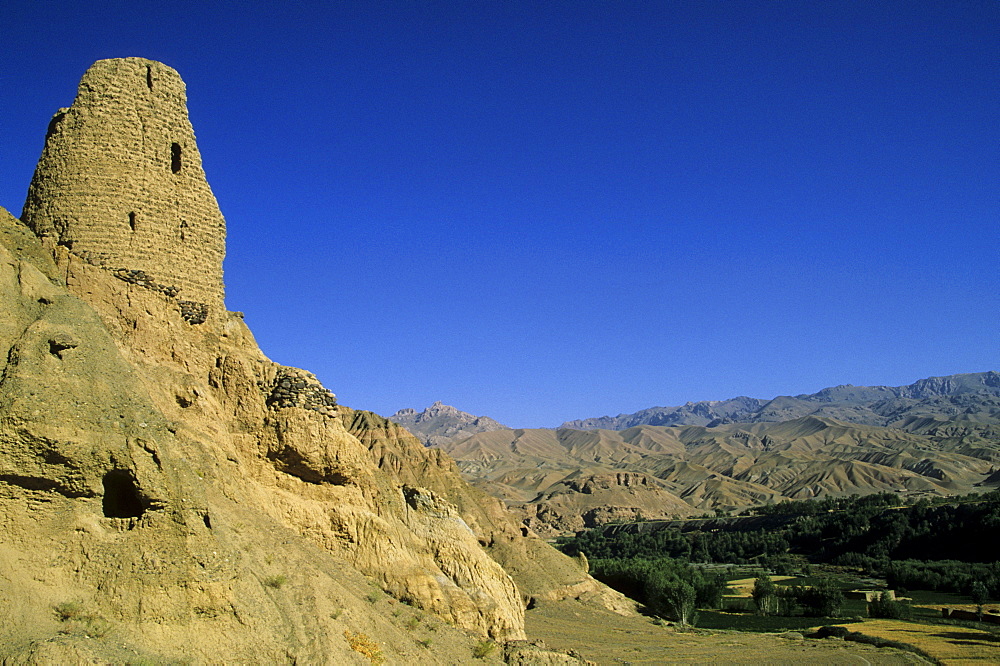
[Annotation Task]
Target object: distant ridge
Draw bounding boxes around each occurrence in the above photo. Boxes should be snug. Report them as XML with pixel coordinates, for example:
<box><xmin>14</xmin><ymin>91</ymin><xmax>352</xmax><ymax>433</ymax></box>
<box><xmin>390</xmin><ymin>401</ymin><xmax>508</xmax><ymax>448</ymax></box>
<box><xmin>561</xmin><ymin>371</ymin><xmax>1000</xmax><ymax>430</ymax></box>
<box><xmin>442</xmin><ymin>412</ymin><xmax>1000</xmax><ymax>534</ymax></box>
<box><xmin>423</xmin><ymin>371</ymin><xmax>1000</xmax><ymax>534</ymax></box>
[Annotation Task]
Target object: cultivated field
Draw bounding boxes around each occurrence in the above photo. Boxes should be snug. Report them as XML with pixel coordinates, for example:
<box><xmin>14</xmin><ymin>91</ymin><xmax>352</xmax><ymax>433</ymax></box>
<box><xmin>832</xmin><ymin>619</ymin><xmax>1000</xmax><ymax>665</ymax></box>
<box><xmin>912</xmin><ymin>603</ymin><xmax>1000</xmax><ymax>615</ymax></box>
<box><xmin>725</xmin><ymin>575</ymin><xmax>797</xmax><ymax>597</ymax></box>
<box><xmin>526</xmin><ymin>599</ymin><xmax>925</xmax><ymax>664</ymax></box>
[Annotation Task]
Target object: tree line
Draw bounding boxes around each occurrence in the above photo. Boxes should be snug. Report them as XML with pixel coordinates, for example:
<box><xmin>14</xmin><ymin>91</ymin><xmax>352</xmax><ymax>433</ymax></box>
<box><xmin>588</xmin><ymin>557</ymin><xmax>726</xmax><ymax>625</ymax></box>
<box><xmin>558</xmin><ymin>489</ymin><xmax>1000</xmax><ymax>596</ymax></box>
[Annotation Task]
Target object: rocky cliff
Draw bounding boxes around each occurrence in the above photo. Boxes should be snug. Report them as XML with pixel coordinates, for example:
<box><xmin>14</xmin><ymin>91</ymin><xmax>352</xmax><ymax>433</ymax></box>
<box><xmin>0</xmin><ymin>58</ymin><xmax>617</xmax><ymax>664</ymax></box>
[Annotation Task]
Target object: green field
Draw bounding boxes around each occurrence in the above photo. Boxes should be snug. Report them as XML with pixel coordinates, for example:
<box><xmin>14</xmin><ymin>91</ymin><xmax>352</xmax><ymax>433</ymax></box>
<box><xmin>702</xmin><ymin>570</ymin><xmax>1000</xmax><ymax>634</ymax></box>
<box><xmin>696</xmin><ymin>610</ymin><xmax>864</xmax><ymax>631</ymax></box>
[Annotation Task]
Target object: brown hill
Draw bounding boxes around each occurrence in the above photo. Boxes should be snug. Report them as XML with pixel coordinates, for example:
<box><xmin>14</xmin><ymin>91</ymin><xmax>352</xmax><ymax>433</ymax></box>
<box><xmin>0</xmin><ymin>58</ymin><xmax>619</xmax><ymax>663</ymax></box>
<box><xmin>441</xmin><ymin>417</ymin><xmax>999</xmax><ymax>534</ymax></box>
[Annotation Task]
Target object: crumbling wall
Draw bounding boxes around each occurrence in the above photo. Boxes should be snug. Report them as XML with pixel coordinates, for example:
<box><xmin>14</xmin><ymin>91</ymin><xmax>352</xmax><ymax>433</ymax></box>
<box><xmin>21</xmin><ymin>58</ymin><xmax>225</xmax><ymax>320</ymax></box>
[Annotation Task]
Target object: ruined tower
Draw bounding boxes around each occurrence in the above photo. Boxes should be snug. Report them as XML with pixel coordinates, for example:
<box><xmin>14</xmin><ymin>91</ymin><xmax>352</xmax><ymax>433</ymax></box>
<box><xmin>21</xmin><ymin>58</ymin><xmax>225</xmax><ymax>322</ymax></box>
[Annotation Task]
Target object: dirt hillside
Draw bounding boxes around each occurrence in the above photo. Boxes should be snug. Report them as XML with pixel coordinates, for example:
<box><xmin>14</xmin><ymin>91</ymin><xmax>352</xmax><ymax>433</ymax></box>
<box><xmin>0</xmin><ymin>58</ymin><xmax>616</xmax><ymax>664</ymax></box>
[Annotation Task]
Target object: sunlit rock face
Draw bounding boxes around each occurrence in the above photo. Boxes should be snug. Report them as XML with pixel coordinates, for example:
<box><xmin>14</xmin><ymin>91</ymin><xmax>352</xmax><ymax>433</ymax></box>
<box><xmin>0</xmin><ymin>59</ymin><xmax>623</xmax><ymax>662</ymax></box>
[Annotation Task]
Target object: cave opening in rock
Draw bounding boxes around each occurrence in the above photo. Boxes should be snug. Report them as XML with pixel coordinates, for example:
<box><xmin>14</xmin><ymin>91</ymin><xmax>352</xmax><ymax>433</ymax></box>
<box><xmin>102</xmin><ymin>470</ymin><xmax>145</xmax><ymax>518</ymax></box>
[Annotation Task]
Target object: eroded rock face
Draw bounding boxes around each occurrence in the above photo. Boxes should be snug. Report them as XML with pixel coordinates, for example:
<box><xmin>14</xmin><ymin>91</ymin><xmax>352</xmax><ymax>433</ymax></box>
<box><xmin>0</xmin><ymin>60</ymin><xmax>618</xmax><ymax>662</ymax></box>
<box><xmin>2</xmin><ymin>209</ymin><xmax>356</xmax><ymax>663</ymax></box>
<box><xmin>42</xmin><ymin>225</ymin><xmax>535</xmax><ymax>641</ymax></box>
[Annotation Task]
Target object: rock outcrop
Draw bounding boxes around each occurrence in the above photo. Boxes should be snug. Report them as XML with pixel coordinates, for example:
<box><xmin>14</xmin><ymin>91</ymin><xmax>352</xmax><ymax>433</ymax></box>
<box><xmin>0</xmin><ymin>59</ymin><xmax>615</xmax><ymax>663</ymax></box>
<box><xmin>390</xmin><ymin>401</ymin><xmax>509</xmax><ymax>448</ymax></box>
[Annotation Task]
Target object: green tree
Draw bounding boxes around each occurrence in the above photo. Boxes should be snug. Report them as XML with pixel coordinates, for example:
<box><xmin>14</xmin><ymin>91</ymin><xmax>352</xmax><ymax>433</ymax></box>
<box><xmin>752</xmin><ymin>573</ymin><xmax>778</xmax><ymax>616</ymax></box>
<box><xmin>651</xmin><ymin>576</ymin><xmax>697</xmax><ymax>627</ymax></box>
<box><xmin>868</xmin><ymin>591</ymin><xmax>910</xmax><ymax>619</ymax></box>
<box><xmin>971</xmin><ymin>581</ymin><xmax>990</xmax><ymax>621</ymax></box>
<box><xmin>803</xmin><ymin>580</ymin><xmax>844</xmax><ymax>617</ymax></box>
<box><xmin>692</xmin><ymin>571</ymin><xmax>727</xmax><ymax>609</ymax></box>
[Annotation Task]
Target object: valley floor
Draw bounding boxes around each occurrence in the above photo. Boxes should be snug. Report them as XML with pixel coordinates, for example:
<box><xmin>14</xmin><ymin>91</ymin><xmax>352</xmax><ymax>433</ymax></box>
<box><xmin>526</xmin><ymin>600</ymin><xmax>927</xmax><ymax>665</ymax></box>
<box><xmin>828</xmin><ymin>619</ymin><xmax>1000</xmax><ymax>666</ymax></box>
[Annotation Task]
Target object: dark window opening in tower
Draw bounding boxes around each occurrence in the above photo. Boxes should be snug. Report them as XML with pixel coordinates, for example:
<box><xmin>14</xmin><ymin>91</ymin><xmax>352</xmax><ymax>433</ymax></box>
<box><xmin>102</xmin><ymin>470</ymin><xmax>145</xmax><ymax>518</ymax></box>
<box><xmin>146</xmin><ymin>65</ymin><xmax>153</xmax><ymax>90</ymax></box>
<box><xmin>179</xmin><ymin>220</ymin><xmax>188</xmax><ymax>241</ymax></box>
<box><xmin>171</xmin><ymin>143</ymin><xmax>182</xmax><ymax>173</ymax></box>
<box><xmin>128</xmin><ymin>212</ymin><xmax>137</xmax><ymax>231</ymax></box>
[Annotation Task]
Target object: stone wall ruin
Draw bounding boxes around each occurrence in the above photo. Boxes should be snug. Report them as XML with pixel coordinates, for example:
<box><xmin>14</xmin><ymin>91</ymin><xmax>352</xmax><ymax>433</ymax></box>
<box><xmin>21</xmin><ymin>58</ymin><xmax>226</xmax><ymax>320</ymax></box>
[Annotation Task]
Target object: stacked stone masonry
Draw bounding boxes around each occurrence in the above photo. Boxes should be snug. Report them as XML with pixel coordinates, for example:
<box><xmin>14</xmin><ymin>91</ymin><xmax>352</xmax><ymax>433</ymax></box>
<box><xmin>21</xmin><ymin>58</ymin><xmax>226</xmax><ymax>320</ymax></box>
<box><xmin>263</xmin><ymin>367</ymin><xmax>338</xmax><ymax>416</ymax></box>
<box><xmin>111</xmin><ymin>268</ymin><xmax>179</xmax><ymax>297</ymax></box>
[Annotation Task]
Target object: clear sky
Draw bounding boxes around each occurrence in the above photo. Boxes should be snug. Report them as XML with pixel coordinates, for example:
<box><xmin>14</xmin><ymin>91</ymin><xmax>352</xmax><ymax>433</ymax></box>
<box><xmin>3</xmin><ymin>1</ymin><xmax>998</xmax><ymax>427</ymax></box>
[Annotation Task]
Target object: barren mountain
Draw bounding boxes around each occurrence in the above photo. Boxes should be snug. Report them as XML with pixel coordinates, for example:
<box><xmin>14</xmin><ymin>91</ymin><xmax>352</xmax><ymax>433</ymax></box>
<box><xmin>400</xmin><ymin>378</ymin><xmax>1000</xmax><ymax>535</ymax></box>
<box><xmin>561</xmin><ymin>372</ymin><xmax>1000</xmax><ymax>430</ymax></box>
<box><xmin>390</xmin><ymin>401</ymin><xmax>508</xmax><ymax>448</ymax></box>
<box><xmin>441</xmin><ymin>416</ymin><xmax>1000</xmax><ymax>534</ymax></box>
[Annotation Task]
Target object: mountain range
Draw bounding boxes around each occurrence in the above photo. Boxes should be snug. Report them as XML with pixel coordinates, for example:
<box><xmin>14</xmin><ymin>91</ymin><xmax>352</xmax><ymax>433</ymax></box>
<box><xmin>406</xmin><ymin>372</ymin><xmax>1000</xmax><ymax>534</ymax></box>
<box><xmin>560</xmin><ymin>371</ymin><xmax>1000</xmax><ymax>430</ymax></box>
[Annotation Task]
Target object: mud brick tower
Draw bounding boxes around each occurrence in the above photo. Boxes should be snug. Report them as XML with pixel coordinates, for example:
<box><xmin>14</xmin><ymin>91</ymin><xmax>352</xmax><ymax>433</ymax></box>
<box><xmin>21</xmin><ymin>58</ymin><xmax>226</xmax><ymax>322</ymax></box>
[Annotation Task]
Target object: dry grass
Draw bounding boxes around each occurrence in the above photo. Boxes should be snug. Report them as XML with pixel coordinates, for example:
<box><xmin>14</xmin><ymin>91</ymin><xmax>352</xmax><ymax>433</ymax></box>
<box><xmin>526</xmin><ymin>598</ymin><xmax>923</xmax><ymax>664</ymax></box>
<box><xmin>263</xmin><ymin>574</ymin><xmax>287</xmax><ymax>589</ymax></box>
<box><xmin>830</xmin><ymin>619</ymin><xmax>1000</xmax><ymax>665</ymax></box>
<box><xmin>725</xmin><ymin>575</ymin><xmax>797</xmax><ymax>598</ymax></box>
<box><xmin>472</xmin><ymin>640</ymin><xmax>496</xmax><ymax>659</ymax></box>
<box><xmin>52</xmin><ymin>600</ymin><xmax>112</xmax><ymax>638</ymax></box>
<box><xmin>344</xmin><ymin>630</ymin><xmax>384</xmax><ymax>664</ymax></box>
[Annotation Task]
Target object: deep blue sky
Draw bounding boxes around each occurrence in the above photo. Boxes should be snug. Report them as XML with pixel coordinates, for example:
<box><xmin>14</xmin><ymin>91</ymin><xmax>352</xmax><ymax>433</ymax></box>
<box><xmin>4</xmin><ymin>1</ymin><xmax>998</xmax><ymax>427</ymax></box>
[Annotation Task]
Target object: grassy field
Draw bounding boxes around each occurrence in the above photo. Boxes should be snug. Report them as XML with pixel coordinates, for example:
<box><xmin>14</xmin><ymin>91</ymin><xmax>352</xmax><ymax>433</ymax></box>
<box><xmin>904</xmin><ymin>589</ymin><xmax>1000</xmax><ymax>621</ymax></box>
<box><xmin>724</xmin><ymin>575</ymin><xmax>797</xmax><ymax>597</ymax></box>
<box><xmin>526</xmin><ymin>598</ymin><xmax>925</xmax><ymax>665</ymax></box>
<box><xmin>831</xmin><ymin>618</ymin><xmax>1000</xmax><ymax>665</ymax></box>
<box><xmin>569</xmin><ymin>565</ymin><xmax>998</xmax><ymax>661</ymax></box>
<box><xmin>715</xmin><ymin>572</ymin><xmax>872</xmax><ymax>630</ymax></box>
<box><xmin>697</xmin><ymin>609</ymin><xmax>864</xmax><ymax>632</ymax></box>
<box><xmin>701</xmin><ymin>571</ymin><xmax>1000</xmax><ymax>663</ymax></box>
